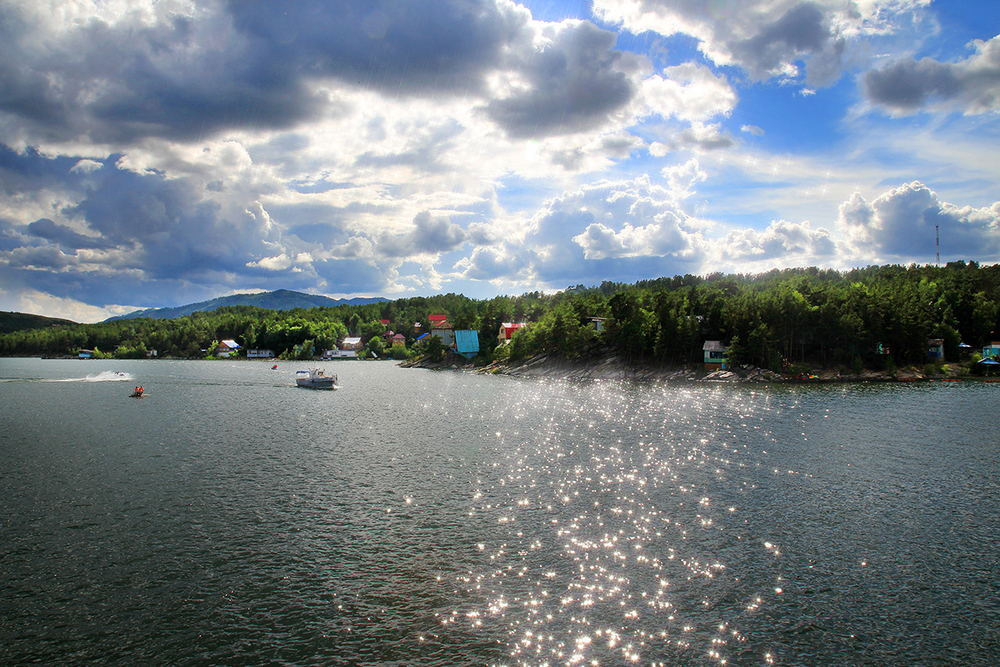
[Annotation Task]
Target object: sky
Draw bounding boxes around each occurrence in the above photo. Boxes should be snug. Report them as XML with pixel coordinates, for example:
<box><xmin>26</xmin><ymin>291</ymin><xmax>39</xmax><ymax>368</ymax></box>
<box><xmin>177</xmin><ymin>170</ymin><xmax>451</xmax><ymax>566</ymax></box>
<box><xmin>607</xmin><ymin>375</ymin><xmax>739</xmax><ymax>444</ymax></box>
<box><xmin>1</xmin><ymin>0</ymin><xmax>999</xmax><ymax>322</ymax></box>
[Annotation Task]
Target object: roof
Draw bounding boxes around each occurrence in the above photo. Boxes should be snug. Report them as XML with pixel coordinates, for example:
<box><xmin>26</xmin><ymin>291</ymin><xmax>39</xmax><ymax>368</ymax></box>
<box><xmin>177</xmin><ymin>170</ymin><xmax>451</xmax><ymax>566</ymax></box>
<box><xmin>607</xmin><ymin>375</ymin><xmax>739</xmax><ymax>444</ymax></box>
<box><xmin>429</xmin><ymin>314</ymin><xmax>448</xmax><ymax>322</ymax></box>
<box><xmin>455</xmin><ymin>329</ymin><xmax>480</xmax><ymax>355</ymax></box>
<box><xmin>220</xmin><ymin>339</ymin><xmax>240</xmax><ymax>348</ymax></box>
<box><xmin>703</xmin><ymin>340</ymin><xmax>726</xmax><ymax>351</ymax></box>
<box><xmin>343</xmin><ymin>337</ymin><xmax>362</xmax><ymax>345</ymax></box>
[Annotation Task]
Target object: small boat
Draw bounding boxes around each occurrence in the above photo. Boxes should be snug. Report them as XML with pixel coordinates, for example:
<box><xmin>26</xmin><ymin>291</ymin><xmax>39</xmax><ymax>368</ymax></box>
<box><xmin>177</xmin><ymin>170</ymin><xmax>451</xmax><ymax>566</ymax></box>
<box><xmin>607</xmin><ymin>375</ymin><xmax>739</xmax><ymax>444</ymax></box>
<box><xmin>295</xmin><ymin>368</ymin><xmax>337</xmax><ymax>389</ymax></box>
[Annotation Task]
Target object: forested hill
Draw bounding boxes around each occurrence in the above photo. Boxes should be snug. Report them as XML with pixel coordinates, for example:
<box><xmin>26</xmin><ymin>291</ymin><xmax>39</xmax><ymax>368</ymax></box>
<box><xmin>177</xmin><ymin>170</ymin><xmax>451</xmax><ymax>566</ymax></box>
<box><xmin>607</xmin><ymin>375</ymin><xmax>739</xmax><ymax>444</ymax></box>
<box><xmin>106</xmin><ymin>289</ymin><xmax>388</xmax><ymax>321</ymax></box>
<box><xmin>0</xmin><ymin>311</ymin><xmax>76</xmax><ymax>334</ymax></box>
<box><xmin>2</xmin><ymin>262</ymin><xmax>999</xmax><ymax>371</ymax></box>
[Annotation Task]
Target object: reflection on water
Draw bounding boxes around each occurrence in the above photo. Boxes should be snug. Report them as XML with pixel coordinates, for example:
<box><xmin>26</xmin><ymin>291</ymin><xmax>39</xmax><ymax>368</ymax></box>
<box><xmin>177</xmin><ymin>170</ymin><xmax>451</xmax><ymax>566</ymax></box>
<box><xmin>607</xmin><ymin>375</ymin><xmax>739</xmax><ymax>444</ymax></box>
<box><xmin>450</xmin><ymin>385</ymin><xmax>785</xmax><ymax>666</ymax></box>
<box><xmin>446</xmin><ymin>382</ymin><xmax>1000</xmax><ymax>666</ymax></box>
<box><xmin>1</xmin><ymin>359</ymin><xmax>999</xmax><ymax>666</ymax></box>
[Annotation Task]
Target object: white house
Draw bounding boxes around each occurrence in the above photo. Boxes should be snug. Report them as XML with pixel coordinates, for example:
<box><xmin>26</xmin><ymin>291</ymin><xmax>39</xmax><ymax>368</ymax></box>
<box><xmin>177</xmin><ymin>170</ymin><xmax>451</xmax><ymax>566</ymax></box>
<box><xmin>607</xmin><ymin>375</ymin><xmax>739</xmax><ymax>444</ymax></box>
<box><xmin>430</xmin><ymin>328</ymin><xmax>455</xmax><ymax>347</ymax></box>
<box><xmin>247</xmin><ymin>349</ymin><xmax>275</xmax><ymax>359</ymax></box>
<box><xmin>323</xmin><ymin>349</ymin><xmax>357</xmax><ymax>358</ymax></box>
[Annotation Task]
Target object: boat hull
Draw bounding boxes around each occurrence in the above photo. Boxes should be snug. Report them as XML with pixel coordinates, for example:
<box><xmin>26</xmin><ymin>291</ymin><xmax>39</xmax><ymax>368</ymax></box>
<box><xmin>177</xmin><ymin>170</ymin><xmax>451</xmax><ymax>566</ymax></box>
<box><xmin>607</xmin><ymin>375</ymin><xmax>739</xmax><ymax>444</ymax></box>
<box><xmin>295</xmin><ymin>369</ymin><xmax>337</xmax><ymax>389</ymax></box>
<box><xmin>295</xmin><ymin>379</ymin><xmax>336</xmax><ymax>389</ymax></box>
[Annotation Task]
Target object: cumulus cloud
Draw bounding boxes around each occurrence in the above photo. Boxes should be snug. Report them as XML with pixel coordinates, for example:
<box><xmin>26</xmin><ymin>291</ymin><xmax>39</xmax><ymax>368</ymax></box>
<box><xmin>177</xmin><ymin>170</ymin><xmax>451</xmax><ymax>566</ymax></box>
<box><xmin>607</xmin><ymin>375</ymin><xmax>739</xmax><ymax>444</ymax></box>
<box><xmin>864</xmin><ymin>35</ymin><xmax>1000</xmax><ymax>115</ymax></box>
<box><xmin>641</xmin><ymin>63</ymin><xmax>737</xmax><ymax>122</ymax></box>
<box><xmin>376</xmin><ymin>211</ymin><xmax>468</xmax><ymax>258</ymax></box>
<box><xmin>483</xmin><ymin>19</ymin><xmax>644</xmax><ymax>137</ymax></box>
<box><xmin>717</xmin><ymin>219</ymin><xmax>836</xmax><ymax>264</ymax></box>
<box><xmin>0</xmin><ymin>0</ymin><xmax>657</xmax><ymax>148</ymax></box>
<box><xmin>592</xmin><ymin>0</ymin><xmax>924</xmax><ymax>86</ymax></box>
<box><xmin>838</xmin><ymin>182</ymin><xmax>1000</xmax><ymax>260</ymax></box>
<box><xmin>457</xmin><ymin>174</ymin><xmax>708</xmax><ymax>287</ymax></box>
<box><xmin>0</xmin><ymin>146</ymin><xmax>282</xmax><ymax>307</ymax></box>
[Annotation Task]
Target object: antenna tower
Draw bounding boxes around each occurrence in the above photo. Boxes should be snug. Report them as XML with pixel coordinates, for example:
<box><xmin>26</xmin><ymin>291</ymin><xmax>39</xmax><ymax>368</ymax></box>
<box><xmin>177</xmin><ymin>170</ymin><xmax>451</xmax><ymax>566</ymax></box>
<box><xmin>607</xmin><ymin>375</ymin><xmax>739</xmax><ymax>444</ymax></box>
<box><xmin>936</xmin><ymin>225</ymin><xmax>939</xmax><ymax>267</ymax></box>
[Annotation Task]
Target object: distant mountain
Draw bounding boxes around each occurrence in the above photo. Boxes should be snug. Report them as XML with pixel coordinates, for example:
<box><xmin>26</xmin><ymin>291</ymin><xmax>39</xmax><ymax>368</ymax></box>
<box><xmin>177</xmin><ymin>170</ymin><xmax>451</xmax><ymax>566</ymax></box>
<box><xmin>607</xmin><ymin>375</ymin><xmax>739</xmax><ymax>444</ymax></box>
<box><xmin>0</xmin><ymin>311</ymin><xmax>78</xmax><ymax>333</ymax></box>
<box><xmin>106</xmin><ymin>290</ymin><xmax>388</xmax><ymax>321</ymax></box>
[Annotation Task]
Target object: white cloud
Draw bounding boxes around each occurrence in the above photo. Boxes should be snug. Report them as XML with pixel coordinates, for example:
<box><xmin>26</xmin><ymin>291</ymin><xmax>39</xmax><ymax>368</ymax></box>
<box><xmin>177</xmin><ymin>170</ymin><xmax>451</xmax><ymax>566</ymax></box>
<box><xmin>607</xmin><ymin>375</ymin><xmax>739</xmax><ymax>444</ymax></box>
<box><xmin>716</xmin><ymin>219</ymin><xmax>836</xmax><ymax>266</ymax></box>
<box><xmin>640</xmin><ymin>63</ymin><xmax>737</xmax><ymax>122</ymax></box>
<box><xmin>838</xmin><ymin>181</ymin><xmax>1000</xmax><ymax>261</ymax></box>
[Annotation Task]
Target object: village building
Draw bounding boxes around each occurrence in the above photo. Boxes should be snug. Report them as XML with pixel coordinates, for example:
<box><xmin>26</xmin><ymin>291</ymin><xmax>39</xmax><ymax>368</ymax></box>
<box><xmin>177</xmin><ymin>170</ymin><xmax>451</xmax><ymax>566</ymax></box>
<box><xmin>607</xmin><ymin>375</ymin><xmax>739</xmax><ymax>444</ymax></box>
<box><xmin>453</xmin><ymin>330</ymin><xmax>479</xmax><ymax>359</ymax></box>
<box><xmin>703</xmin><ymin>340</ymin><xmax>728</xmax><ymax>371</ymax></box>
<box><xmin>216</xmin><ymin>339</ymin><xmax>241</xmax><ymax>357</ymax></box>
<box><xmin>427</xmin><ymin>314</ymin><xmax>454</xmax><ymax>346</ymax></box>
<box><xmin>497</xmin><ymin>322</ymin><xmax>528</xmax><ymax>345</ymax></box>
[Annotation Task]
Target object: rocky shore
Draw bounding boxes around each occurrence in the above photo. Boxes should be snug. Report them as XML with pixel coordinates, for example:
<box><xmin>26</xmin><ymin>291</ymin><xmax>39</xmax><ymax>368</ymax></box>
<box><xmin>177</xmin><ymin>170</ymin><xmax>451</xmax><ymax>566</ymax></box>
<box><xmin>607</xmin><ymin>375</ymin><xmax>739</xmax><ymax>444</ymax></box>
<box><xmin>402</xmin><ymin>351</ymin><xmax>974</xmax><ymax>383</ymax></box>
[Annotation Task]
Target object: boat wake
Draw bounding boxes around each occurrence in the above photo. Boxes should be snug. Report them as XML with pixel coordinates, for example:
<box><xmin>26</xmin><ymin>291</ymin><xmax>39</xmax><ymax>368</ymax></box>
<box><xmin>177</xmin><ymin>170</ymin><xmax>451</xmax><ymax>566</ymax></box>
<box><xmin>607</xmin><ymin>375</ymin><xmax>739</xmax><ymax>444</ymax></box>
<box><xmin>56</xmin><ymin>370</ymin><xmax>134</xmax><ymax>383</ymax></box>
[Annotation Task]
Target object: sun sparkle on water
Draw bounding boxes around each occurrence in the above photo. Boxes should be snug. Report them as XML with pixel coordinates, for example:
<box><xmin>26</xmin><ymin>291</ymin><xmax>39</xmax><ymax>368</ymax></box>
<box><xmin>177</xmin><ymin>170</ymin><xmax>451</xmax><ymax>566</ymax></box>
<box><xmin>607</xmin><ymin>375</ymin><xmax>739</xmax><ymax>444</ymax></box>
<box><xmin>451</xmin><ymin>383</ymin><xmax>785</xmax><ymax>666</ymax></box>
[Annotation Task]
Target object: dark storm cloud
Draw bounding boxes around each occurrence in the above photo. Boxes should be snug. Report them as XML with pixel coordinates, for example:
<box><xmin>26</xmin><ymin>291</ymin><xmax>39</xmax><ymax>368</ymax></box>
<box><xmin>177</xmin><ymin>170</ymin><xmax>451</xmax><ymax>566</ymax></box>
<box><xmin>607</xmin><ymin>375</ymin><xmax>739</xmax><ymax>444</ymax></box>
<box><xmin>0</xmin><ymin>146</ymin><xmax>288</xmax><ymax>308</ymax></box>
<box><xmin>484</xmin><ymin>20</ymin><xmax>641</xmax><ymax>137</ymax></box>
<box><xmin>0</xmin><ymin>0</ymin><xmax>644</xmax><ymax>146</ymax></box>
<box><xmin>864</xmin><ymin>58</ymin><xmax>962</xmax><ymax>112</ymax></box>
<box><xmin>14</xmin><ymin>263</ymin><xmax>219</xmax><ymax>309</ymax></box>
<box><xmin>227</xmin><ymin>0</ymin><xmax>526</xmax><ymax>93</ymax></box>
<box><xmin>864</xmin><ymin>35</ymin><xmax>1000</xmax><ymax>115</ymax></box>
<box><xmin>0</xmin><ymin>145</ymin><xmax>86</xmax><ymax>194</ymax></box>
<box><xmin>26</xmin><ymin>218</ymin><xmax>110</xmax><ymax>250</ymax></box>
<box><xmin>0</xmin><ymin>5</ymin><xmax>324</xmax><ymax>144</ymax></box>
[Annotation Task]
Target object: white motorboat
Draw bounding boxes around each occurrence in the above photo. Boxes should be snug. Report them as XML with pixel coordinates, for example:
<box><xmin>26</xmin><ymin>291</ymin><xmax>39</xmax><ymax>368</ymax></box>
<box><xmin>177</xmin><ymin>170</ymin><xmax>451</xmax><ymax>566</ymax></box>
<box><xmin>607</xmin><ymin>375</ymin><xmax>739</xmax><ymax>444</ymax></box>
<box><xmin>295</xmin><ymin>368</ymin><xmax>338</xmax><ymax>389</ymax></box>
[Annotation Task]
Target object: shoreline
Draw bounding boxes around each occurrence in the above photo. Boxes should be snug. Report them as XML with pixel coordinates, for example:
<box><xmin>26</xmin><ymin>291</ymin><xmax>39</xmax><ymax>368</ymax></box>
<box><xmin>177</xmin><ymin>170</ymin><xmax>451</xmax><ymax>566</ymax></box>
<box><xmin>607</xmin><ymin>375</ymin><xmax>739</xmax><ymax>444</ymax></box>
<box><xmin>17</xmin><ymin>353</ymin><xmax>995</xmax><ymax>383</ymax></box>
<box><xmin>404</xmin><ymin>352</ymin><xmax>984</xmax><ymax>384</ymax></box>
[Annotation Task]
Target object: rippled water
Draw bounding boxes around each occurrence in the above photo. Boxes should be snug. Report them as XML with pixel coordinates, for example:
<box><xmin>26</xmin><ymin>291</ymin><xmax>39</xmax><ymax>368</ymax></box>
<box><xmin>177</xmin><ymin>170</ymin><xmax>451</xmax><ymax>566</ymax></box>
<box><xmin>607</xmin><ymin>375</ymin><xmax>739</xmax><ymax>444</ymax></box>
<box><xmin>1</xmin><ymin>359</ymin><xmax>998</xmax><ymax>666</ymax></box>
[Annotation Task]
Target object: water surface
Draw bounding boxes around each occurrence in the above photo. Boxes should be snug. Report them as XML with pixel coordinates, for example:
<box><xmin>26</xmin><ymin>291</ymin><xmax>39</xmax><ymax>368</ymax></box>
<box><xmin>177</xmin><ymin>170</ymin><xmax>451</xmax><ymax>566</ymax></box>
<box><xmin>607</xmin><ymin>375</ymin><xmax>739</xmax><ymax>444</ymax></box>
<box><xmin>1</xmin><ymin>359</ymin><xmax>998</xmax><ymax>665</ymax></box>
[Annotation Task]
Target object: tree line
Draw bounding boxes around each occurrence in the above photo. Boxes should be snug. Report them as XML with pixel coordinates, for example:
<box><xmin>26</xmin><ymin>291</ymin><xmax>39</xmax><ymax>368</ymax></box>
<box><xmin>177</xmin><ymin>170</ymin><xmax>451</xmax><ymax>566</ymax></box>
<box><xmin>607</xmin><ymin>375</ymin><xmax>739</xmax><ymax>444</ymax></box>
<box><xmin>2</xmin><ymin>262</ymin><xmax>998</xmax><ymax>371</ymax></box>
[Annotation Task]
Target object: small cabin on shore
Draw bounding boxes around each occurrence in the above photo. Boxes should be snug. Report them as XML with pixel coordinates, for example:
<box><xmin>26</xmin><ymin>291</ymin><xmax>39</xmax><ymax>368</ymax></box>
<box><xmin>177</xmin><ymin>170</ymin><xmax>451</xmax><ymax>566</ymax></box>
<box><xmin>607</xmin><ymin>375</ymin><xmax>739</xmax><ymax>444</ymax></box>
<box><xmin>216</xmin><ymin>339</ymin><xmax>241</xmax><ymax>357</ymax></box>
<box><xmin>703</xmin><ymin>340</ymin><xmax>728</xmax><ymax>371</ymax></box>
<box><xmin>498</xmin><ymin>322</ymin><xmax>527</xmax><ymax>345</ymax></box>
<box><xmin>454</xmin><ymin>329</ymin><xmax>480</xmax><ymax>359</ymax></box>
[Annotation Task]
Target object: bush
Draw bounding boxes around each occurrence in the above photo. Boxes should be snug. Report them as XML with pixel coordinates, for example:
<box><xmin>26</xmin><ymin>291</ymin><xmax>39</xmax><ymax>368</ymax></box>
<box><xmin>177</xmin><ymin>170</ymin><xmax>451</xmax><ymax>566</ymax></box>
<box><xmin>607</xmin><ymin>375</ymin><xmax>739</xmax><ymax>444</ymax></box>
<box><xmin>281</xmin><ymin>339</ymin><xmax>315</xmax><ymax>360</ymax></box>
<box><xmin>852</xmin><ymin>356</ymin><xmax>863</xmax><ymax>375</ymax></box>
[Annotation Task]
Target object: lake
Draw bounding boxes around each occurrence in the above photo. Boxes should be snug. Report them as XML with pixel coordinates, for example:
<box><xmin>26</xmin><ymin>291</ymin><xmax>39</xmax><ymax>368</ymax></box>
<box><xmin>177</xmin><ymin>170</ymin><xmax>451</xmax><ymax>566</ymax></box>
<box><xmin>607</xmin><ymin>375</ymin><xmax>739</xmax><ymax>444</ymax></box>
<box><xmin>1</xmin><ymin>358</ymin><xmax>998</xmax><ymax>666</ymax></box>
